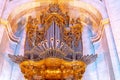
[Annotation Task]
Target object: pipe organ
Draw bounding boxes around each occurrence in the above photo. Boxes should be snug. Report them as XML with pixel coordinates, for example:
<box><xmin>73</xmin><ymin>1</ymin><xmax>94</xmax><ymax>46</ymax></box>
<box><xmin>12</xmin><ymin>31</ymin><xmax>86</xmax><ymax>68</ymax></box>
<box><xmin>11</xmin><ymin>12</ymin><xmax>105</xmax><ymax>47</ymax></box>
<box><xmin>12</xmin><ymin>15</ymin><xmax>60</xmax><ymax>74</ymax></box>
<box><xmin>8</xmin><ymin>3</ymin><xmax>97</xmax><ymax>80</ymax></box>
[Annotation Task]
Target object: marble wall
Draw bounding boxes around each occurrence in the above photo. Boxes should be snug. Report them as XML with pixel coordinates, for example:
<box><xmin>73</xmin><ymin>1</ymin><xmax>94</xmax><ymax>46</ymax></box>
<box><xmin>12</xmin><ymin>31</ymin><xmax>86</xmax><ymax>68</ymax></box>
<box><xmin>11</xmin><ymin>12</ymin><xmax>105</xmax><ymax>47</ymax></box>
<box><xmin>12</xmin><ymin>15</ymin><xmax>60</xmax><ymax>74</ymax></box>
<box><xmin>0</xmin><ymin>0</ymin><xmax>33</xmax><ymax>80</ymax></box>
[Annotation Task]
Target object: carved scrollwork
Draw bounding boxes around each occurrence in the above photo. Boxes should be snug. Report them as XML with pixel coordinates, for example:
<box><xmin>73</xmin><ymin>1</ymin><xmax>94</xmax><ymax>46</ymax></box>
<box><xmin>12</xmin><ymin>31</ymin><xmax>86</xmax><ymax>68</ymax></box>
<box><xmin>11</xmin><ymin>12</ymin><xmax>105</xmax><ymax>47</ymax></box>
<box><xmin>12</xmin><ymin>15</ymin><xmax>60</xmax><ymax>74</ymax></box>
<box><xmin>63</xmin><ymin>29</ymin><xmax>73</xmax><ymax>48</ymax></box>
<box><xmin>26</xmin><ymin>16</ymin><xmax>45</xmax><ymax>49</ymax></box>
<box><xmin>71</xmin><ymin>18</ymin><xmax>83</xmax><ymax>47</ymax></box>
<box><xmin>63</xmin><ymin>18</ymin><xmax>82</xmax><ymax>48</ymax></box>
<box><xmin>35</xmin><ymin>30</ymin><xmax>45</xmax><ymax>46</ymax></box>
<box><xmin>47</xmin><ymin>3</ymin><xmax>65</xmax><ymax>17</ymax></box>
<box><xmin>26</xmin><ymin>16</ymin><xmax>37</xmax><ymax>48</ymax></box>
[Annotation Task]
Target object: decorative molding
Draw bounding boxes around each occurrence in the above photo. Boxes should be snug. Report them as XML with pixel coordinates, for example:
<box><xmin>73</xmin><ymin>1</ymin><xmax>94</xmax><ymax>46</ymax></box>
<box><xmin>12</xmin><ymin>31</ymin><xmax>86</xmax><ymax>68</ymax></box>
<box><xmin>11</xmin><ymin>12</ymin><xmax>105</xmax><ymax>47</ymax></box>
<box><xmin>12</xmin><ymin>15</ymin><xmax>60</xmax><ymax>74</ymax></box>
<box><xmin>0</xmin><ymin>18</ymin><xmax>20</xmax><ymax>43</ymax></box>
<box><xmin>91</xmin><ymin>18</ymin><xmax>110</xmax><ymax>42</ymax></box>
<box><xmin>100</xmin><ymin>18</ymin><xmax>110</xmax><ymax>26</ymax></box>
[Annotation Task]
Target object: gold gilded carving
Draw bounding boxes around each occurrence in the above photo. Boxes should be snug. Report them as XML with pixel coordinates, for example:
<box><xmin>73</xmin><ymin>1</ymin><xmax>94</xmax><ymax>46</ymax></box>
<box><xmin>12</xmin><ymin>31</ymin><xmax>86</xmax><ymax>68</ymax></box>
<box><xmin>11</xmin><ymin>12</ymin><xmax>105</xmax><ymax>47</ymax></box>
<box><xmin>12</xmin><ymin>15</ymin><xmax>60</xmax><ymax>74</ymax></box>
<box><xmin>26</xmin><ymin>16</ymin><xmax>36</xmax><ymax>48</ymax></box>
<box><xmin>63</xmin><ymin>18</ymin><xmax>83</xmax><ymax>47</ymax></box>
<box><xmin>26</xmin><ymin>16</ymin><xmax>45</xmax><ymax>48</ymax></box>
<box><xmin>39</xmin><ymin>4</ymin><xmax>70</xmax><ymax>32</ymax></box>
<box><xmin>64</xmin><ymin>12</ymin><xmax>70</xmax><ymax>27</ymax></box>
<box><xmin>71</xmin><ymin>18</ymin><xmax>82</xmax><ymax>47</ymax></box>
<box><xmin>63</xmin><ymin>29</ymin><xmax>73</xmax><ymax>47</ymax></box>
<box><xmin>100</xmin><ymin>18</ymin><xmax>109</xmax><ymax>26</ymax></box>
<box><xmin>40</xmin><ymin>12</ymin><xmax>46</xmax><ymax>25</ymax></box>
<box><xmin>9</xmin><ymin>38</ymin><xmax>97</xmax><ymax>80</ymax></box>
<box><xmin>20</xmin><ymin>58</ymin><xmax>86</xmax><ymax>80</ymax></box>
<box><xmin>35</xmin><ymin>30</ymin><xmax>45</xmax><ymax>46</ymax></box>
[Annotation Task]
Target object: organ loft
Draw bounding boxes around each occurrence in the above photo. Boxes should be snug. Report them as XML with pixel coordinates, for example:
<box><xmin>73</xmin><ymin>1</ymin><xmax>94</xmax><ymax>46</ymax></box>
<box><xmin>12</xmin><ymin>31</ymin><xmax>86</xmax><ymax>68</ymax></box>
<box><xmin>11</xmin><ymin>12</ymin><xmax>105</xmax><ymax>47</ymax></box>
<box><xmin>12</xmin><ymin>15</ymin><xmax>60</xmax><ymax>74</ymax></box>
<box><xmin>9</xmin><ymin>3</ymin><xmax>97</xmax><ymax>80</ymax></box>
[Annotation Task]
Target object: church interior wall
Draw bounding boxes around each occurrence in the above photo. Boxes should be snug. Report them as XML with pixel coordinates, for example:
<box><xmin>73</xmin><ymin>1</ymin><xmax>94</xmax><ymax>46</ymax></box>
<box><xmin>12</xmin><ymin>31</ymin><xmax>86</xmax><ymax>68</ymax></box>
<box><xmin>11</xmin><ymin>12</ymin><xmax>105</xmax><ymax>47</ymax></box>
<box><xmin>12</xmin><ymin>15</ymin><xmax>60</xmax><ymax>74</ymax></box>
<box><xmin>0</xmin><ymin>0</ymin><xmax>120</xmax><ymax>80</ymax></box>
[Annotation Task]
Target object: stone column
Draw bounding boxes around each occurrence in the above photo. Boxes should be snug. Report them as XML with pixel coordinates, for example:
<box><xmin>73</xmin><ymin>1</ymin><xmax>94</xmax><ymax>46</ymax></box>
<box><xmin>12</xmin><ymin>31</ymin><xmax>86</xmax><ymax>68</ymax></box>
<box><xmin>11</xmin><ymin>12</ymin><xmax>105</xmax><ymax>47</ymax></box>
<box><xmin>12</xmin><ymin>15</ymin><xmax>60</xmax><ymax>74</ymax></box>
<box><xmin>0</xmin><ymin>27</ymin><xmax>6</xmax><ymax>75</ymax></box>
<box><xmin>10</xmin><ymin>20</ymin><xmax>26</xmax><ymax>80</ymax></box>
<box><xmin>82</xmin><ymin>25</ymin><xmax>98</xmax><ymax>80</ymax></box>
<box><xmin>96</xmin><ymin>23</ymin><xmax>116</xmax><ymax>80</ymax></box>
<box><xmin>104</xmin><ymin>0</ymin><xmax>120</xmax><ymax>62</ymax></box>
<box><xmin>0</xmin><ymin>28</ymin><xmax>16</xmax><ymax>80</ymax></box>
<box><xmin>104</xmin><ymin>0</ymin><xmax>120</xmax><ymax>79</ymax></box>
<box><xmin>103</xmin><ymin>23</ymin><xmax>120</xmax><ymax>80</ymax></box>
<box><xmin>0</xmin><ymin>0</ymin><xmax>7</xmax><ymax>17</ymax></box>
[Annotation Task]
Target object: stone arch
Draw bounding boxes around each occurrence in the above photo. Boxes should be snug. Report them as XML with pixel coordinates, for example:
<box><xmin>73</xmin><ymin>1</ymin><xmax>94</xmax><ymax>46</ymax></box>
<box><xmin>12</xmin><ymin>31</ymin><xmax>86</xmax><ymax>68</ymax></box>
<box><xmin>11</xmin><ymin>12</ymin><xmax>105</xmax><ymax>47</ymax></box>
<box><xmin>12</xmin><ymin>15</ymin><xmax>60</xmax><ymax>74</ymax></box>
<box><xmin>6</xmin><ymin>1</ymin><xmax>104</xmax><ymax>43</ymax></box>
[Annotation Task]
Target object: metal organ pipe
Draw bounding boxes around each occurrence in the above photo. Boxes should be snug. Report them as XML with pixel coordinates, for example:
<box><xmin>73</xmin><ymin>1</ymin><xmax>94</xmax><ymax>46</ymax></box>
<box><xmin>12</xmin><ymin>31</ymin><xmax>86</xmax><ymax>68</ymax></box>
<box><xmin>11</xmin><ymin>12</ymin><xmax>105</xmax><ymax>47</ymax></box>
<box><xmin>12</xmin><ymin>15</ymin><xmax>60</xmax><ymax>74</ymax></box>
<box><xmin>50</xmin><ymin>38</ymin><xmax>54</xmax><ymax>49</ymax></box>
<box><xmin>44</xmin><ymin>40</ymin><xmax>49</xmax><ymax>49</ymax></box>
<box><xmin>56</xmin><ymin>40</ymin><xmax>60</xmax><ymax>49</ymax></box>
